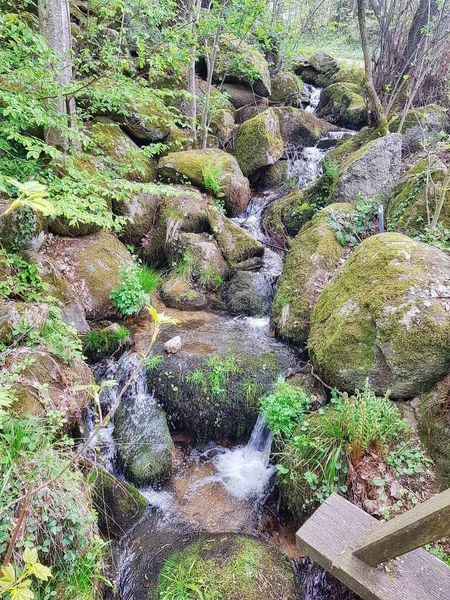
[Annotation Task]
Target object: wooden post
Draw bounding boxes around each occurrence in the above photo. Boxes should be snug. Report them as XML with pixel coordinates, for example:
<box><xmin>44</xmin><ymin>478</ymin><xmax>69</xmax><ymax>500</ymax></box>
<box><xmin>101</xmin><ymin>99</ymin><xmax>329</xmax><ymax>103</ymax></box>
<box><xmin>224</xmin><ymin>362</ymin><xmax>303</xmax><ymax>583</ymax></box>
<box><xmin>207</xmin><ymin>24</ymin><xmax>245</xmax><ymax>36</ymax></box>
<box><xmin>354</xmin><ymin>488</ymin><xmax>450</xmax><ymax>566</ymax></box>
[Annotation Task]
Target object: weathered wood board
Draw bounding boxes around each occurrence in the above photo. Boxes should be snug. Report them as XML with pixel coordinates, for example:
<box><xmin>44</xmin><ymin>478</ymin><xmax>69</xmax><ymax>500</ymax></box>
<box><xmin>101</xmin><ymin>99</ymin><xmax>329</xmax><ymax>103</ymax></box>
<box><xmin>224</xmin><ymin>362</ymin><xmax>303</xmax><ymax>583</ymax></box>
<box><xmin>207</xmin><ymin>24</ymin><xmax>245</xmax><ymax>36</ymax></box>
<box><xmin>296</xmin><ymin>493</ymin><xmax>450</xmax><ymax>600</ymax></box>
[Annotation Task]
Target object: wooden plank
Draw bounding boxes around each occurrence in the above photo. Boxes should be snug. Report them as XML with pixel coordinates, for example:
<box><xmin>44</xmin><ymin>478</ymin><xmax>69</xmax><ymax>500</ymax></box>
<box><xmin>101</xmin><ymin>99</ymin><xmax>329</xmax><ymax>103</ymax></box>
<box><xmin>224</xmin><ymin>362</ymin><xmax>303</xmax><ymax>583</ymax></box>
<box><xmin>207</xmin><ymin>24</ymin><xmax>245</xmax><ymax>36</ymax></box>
<box><xmin>296</xmin><ymin>493</ymin><xmax>450</xmax><ymax>600</ymax></box>
<box><xmin>354</xmin><ymin>488</ymin><xmax>450</xmax><ymax>566</ymax></box>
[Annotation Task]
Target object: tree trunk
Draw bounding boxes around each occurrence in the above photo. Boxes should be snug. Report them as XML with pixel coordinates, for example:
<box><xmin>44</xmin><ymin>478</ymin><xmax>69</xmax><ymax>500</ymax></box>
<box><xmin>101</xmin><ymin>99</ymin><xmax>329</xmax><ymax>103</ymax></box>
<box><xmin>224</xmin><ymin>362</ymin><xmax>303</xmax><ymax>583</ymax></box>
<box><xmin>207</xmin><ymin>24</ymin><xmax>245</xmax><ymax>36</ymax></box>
<box><xmin>200</xmin><ymin>25</ymin><xmax>221</xmax><ymax>149</ymax></box>
<box><xmin>38</xmin><ymin>0</ymin><xmax>75</xmax><ymax>151</ymax></box>
<box><xmin>357</xmin><ymin>0</ymin><xmax>389</xmax><ymax>135</ymax></box>
<box><xmin>186</xmin><ymin>0</ymin><xmax>201</xmax><ymax>146</ymax></box>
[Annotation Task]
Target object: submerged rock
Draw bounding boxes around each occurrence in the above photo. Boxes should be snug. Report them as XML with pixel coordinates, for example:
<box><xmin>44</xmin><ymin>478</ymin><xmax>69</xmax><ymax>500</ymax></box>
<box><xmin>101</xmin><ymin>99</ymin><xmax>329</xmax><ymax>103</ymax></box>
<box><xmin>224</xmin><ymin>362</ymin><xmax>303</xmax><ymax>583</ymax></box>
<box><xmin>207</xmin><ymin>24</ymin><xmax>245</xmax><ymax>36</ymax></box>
<box><xmin>234</xmin><ymin>109</ymin><xmax>284</xmax><ymax>176</ymax></box>
<box><xmin>272</xmin><ymin>204</ymin><xmax>354</xmax><ymax>344</ymax></box>
<box><xmin>309</xmin><ymin>233</ymin><xmax>450</xmax><ymax>398</ymax></box>
<box><xmin>158</xmin><ymin>149</ymin><xmax>251</xmax><ymax>216</ymax></box>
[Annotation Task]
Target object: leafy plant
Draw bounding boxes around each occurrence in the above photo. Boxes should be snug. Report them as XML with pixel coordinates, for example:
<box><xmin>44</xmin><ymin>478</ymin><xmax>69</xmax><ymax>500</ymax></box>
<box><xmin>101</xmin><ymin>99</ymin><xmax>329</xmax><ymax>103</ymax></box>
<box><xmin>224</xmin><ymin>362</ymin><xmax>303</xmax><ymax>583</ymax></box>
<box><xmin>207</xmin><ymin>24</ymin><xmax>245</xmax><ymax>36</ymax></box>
<box><xmin>202</xmin><ymin>162</ymin><xmax>225</xmax><ymax>198</ymax></box>
<box><xmin>0</xmin><ymin>547</ymin><xmax>52</xmax><ymax>600</ymax></box>
<box><xmin>83</xmin><ymin>326</ymin><xmax>130</xmax><ymax>359</ymax></box>
<box><xmin>1</xmin><ymin>179</ymin><xmax>54</xmax><ymax>217</ymax></box>
<box><xmin>260</xmin><ymin>376</ymin><xmax>312</xmax><ymax>436</ymax></box>
<box><xmin>326</xmin><ymin>196</ymin><xmax>379</xmax><ymax>247</ymax></box>
<box><xmin>413</xmin><ymin>224</ymin><xmax>450</xmax><ymax>252</ymax></box>
<box><xmin>110</xmin><ymin>266</ymin><xmax>150</xmax><ymax>317</ymax></box>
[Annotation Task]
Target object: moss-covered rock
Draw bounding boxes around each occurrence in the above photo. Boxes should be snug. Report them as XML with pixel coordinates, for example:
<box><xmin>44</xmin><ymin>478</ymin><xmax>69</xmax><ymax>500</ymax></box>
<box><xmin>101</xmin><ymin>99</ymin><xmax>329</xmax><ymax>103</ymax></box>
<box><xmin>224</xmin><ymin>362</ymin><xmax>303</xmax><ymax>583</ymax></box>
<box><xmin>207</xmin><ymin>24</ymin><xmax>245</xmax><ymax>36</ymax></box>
<box><xmin>150</xmin><ymin>535</ymin><xmax>296</xmax><ymax>600</ymax></box>
<box><xmin>160</xmin><ymin>274</ymin><xmax>208</xmax><ymax>311</ymax></box>
<box><xmin>270</xmin><ymin>72</ymin><xmax>301</xmax><ymax>103</ymax></box>
<box><xmin>23</xmin><ymin>251</ymin><xmax>89</xmax><ymax>333</ymax></box>
<box><xmin>142</xmin><ymin>307</ymin><xmax>298</xmax><ymax>442</ymax></box>
<box><xmin>256</xmin><ymin>160</ymin><xmax>289</xmax><ymax>190</ymax></box>
<box><xmin>207</xmin><ymin>207</ymin><xmax>264</xmax><ymax>263</ymax></box>
<box><xmin>329</xmin><ymin>63</ymin><xmax>365</xmax><ymax>87</ymax></box>
<box><xmin>85</xmin><ymin>117</ymin><xmax>155</xmax><ymax>182</ymax></box>
<box><xmin>390</xmin><ymin>104</ymin><xmax>450</xmax><ymax>154</ymax></box>
<box><xmin>158</xmin><ymin>149</ymin><xmax>250</xmax><ymax>216</ymax></box>
<box><xmin>235</xmin><ymin>103</ymin><xmax>268</xmax><ymax>124</ymax></box>
<box><xmin>263</xmin><ymin>189</ymin><xmax>313</xmax><ymax>242</ymax></box>
<box><xmin>234</xmin><ymin>109</ymin><xmax>284</xmax><ymax>176</ymax></box>
<box><xmin>273</xmin><ymin>107</ymin><xmax>338</xmax><ymax>145</ymax></box>
<box><xmin>0</xmin><ymin>202</ymin><xmax>45</xmax><ymax>253</ymax></box>
<box><xmin>222</xmin><ymin>83</ymin><xmax>268</xmax><ymax>110</ymax></box>
<box><xmin>5</xmin><ymin>346</ymin><xmax>92</xmax><ymax>422</ymax></box>
<box><xmin>43</xmin><ymin>231</ymin><xmax>134</xmax><ymax>319</ymax></box>
<box><xmin>309</xmin><ymin>232</ymin><xmax>450</xmax><ymax>398</ymax></box>
<box><xmin>272</xmin><ymin>203</ymin><xmax>354</xmax><ymax>344</ymax></box>
<box><xmin>213</xmin><ymin>35</ymin><xmax>271</xmax><ymax>97</ymax></box>
<box><xmin>294</xmin><ymin>52</ymin><xmax>339</xmax><ymax>86</ymax></box>
<box><xmin>316</xmin><ymin>82</ymin><xmax>367</xmax><ymax>129</ymax></box>
<box><xmin>209</xmin><ymin>108</ymin><xmax>235</xmax><ymax>146</ymax></box>
<box><xmin>90</xmin><ymin>468</ymin><xmax>147</xmax><ymax>538</ymax></box>
<box><xmin>387</xmin><ymin>156</ymin><xmax>449</xmax><ymax>234</ymax></box>
<box><xmin>114</xmin><ymin>190</ymin><xmax>161</xmax><ymax>247</ymax></box>
<box><xmin>0</xmin><ymin>301</ymin><xmax>49</xmax><ymax>345</ymax></box>
<box><xmin>225</xmin><ymin>271</ymin><xmax>272</xmax><ymax>316</ymax></box>
<box><xmin>333</xmin><ymin>133</ymin><xmax>402</xmax><ymax>203</ymax></box>
<box><xmin>418</xmin><ymin>375</ymin><xmax>450</xmax><ymax>489</ymax></box>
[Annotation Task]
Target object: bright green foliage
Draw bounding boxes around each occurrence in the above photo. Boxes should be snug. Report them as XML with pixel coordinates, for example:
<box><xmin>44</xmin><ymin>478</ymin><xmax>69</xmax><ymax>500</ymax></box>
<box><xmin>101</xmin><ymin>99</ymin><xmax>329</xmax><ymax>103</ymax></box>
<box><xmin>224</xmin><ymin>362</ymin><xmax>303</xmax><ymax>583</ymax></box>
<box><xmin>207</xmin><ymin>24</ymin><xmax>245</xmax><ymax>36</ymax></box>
<box><xmin>0</xmin><ymin>414</ymin><xmax>106</xmax><ymax>600</ymax></box>
<box><xmin>0</xmin><ymin>547</ymin><xmax>52</xmax><ymax>600</ymax></box>
<box><xmin>186</xmin><ymin>353</ymin><xmax>241</xmax><ymax>400</ymax></box>
<box><xmin>260</xmin><ymin>377</ymin><xmax>312</xmax><ymax>436</ymax></box>
<box><xmin>83</xmin><ymin>326</ymin><xmax>130</xmax><ymax>359</ymax></box>
<box><xmin>1</xmin><ymin>179</ymin><xmax>54</xmax><ymax>217</ymax></box>
<box><xmin>325</xmin><ymin>196</ymin><xmax>379</xmax><ymax>247</ymax></box>
<box><xmin>202</xmin><ymin>162</ymin><xmax>225</xmax><ymax>198</ymax></box>
<box><xmin>110</xmin><ymin>264</ymin><xmax>160</xmax><ymax>317</ymax></box>
<box><xmin>137</xmin><ymin>265</ymin><xmax>162</xmax><ymax>295</ymax></box>
<box><xmin>413</xmin><ymin>224</ymin><xmax>450</xmax><ymax>252</ymax></box>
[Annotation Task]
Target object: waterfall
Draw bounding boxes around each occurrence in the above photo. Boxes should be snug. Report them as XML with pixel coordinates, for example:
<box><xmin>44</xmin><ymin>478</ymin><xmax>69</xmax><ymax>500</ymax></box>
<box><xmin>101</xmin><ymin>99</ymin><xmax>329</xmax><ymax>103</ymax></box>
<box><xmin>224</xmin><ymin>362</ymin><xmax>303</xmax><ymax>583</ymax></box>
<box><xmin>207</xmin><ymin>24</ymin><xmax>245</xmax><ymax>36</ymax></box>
<box><xmin>244</xmin><ymin>414</ymin><xmax>273</xmax><ymax>466</ymax></box>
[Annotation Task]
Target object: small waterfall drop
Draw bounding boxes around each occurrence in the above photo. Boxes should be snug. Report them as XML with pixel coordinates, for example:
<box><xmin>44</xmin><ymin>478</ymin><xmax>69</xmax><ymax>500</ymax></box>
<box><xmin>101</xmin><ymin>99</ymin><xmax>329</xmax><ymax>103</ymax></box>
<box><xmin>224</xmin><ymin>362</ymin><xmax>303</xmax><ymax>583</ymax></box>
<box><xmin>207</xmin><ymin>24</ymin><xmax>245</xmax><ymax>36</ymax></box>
<box><xmin>302</xmin><ymin>83</ymin><xmax>321</xmax><ymax>113</ymax></box>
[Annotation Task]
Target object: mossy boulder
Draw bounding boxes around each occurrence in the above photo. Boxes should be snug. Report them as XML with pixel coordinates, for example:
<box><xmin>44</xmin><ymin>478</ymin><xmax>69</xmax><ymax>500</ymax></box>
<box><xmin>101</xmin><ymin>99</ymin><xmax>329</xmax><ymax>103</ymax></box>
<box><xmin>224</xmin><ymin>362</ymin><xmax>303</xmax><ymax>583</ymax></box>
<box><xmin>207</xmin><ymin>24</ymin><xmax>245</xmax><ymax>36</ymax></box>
<box><xmin>387</xmin><ymin>156</ymin><xmax>449</xmax><ymax>234</ymax></box>
<box><xmin>209</xmin><ymin>108</ymin><xmax>235</xmax><ymax>146</ymax></box>
<box><xmin>316</xmin><ymin>82</ymin><xmax>367</xmax><ymax>129</ymax></box>
<box><xmin>263</xmin><ymin>189</ymin><xmax>313</xmax><ymax>242</ymax></box>
<box><xmin>5</xmin><ymin>346</ymin><xmax>93</xmax><ymax>423</ymax></box>
<box><xmin>114</xmin><ymin>190</ymin><xmax>161</xmax><ymax>247</ymax></box>
<box><xmin>270</xmin><ymin>72</ymin><xmax>301</xmax><ymax>103</ymax></box>
<box><xmin>234</xmin><ymin>109</ymin><xmax>284</xmax><ymax>176</ymax></box>
<box><xmin>160</xmin><ymin>274</ymin><xmax>208</xmax><ymax>311</ymax></box>
<box><xmin>225</xmin><ymin>271</ymin><xmax>272</xmax><ymax>316</ymax></box>
<box><xmin>158</xmin><ymin>149</ymin><xmax>251</xmax><ymax>216</ymax></box>
<box><xmin>23</xmin><ymin>251</ymin><xmax>89</xmax><ymax>333</ymax></box>
<box><xmin>0</xmin><ymin>202</ymin><xmax>45</xmax><ymax>252</ymax></box>
<box><xmin>390</xmin><ymin>104</ymin><xmax>450</xmax><ymax>154</ymax></box>
<box><xmin>418</xmin><ymin>375</ymin><xmax>450</xmax><ymax>489</ymax></box>
<box><xmin>143</xmin><ymin>307</ymin><xmax>298</xmax><ymax>442</ymax></box>
<box><xmin>207</xmin><ymin>208</ymin><xmax>264</xmax><ymax>263</ymax></box>
<box><xmin>0</xmin><ymin>301</ymin><xmax>49</xmax><ymax>344</ymax></box>
<box><xmin>294</xmin><ymin>52</ymin><xmax>339</xmax><ymax>86</ymax></box>
<box><xmin>213</xmin><ymin>35</ymin><xmax>271</xmax><ymax>97</ymax></box>
<box><xmin>150</xmin><ymin>535</ymin><xmax>296</xmax><ymax>600</ymax></box>
<box><xmin>85</xmin><ymin>117</ymin><xmax>155</xmax><ymax>182</ymax></box>
<box><xmin>273</xmin><ymin>107</ymin><xmax>338</xmax><ymax>145</ymax></box>
<box><xmin>272</xmin><ymin>203</ymin><xmax>354</xmax><ymax>344</ymax></box>
<box><xmin>256</xmin><ymin>160</ymin><xmax>289</xmax><ymax>190</ymax></box>
<box><xmin>114</xmin><ymin>356</ymin><xmax>174</xmax><ymax>485</ymax></box>
<box><xmin>43</xmin><ymin>231</ymin><xmax>134</xmax><ymax>319</ymax></box>
<box><xmin>309</xmin><ymin>232</ymin><xmax>450</xmax><ymax>398</ymax></box>
<box><xmin>333</xmin><ymin>133</ymin><xmax>402</xmax><ymax>203</ymax></box>
<box><xmin>222</xmin><ymin>83</ymin><xmax>268</xmax><ymax>110</ymax></box>
<box><xmin>330</xmin><ymin>63</ymin><xmax>365</xmax><ymax>87</ymax></box>
<box><xmin>90</xmin><ymin>468</ymin><xmax>147</xmax><ymax>538</ymax></box>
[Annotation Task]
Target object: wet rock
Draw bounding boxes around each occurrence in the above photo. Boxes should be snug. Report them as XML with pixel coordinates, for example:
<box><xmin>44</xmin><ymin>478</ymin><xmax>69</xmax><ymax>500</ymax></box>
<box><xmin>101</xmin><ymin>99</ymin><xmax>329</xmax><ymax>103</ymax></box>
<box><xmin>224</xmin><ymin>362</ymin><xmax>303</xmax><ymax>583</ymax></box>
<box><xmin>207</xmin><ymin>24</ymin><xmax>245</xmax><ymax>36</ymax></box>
<box><xmin>158</xmin><ymin>149</ymin><xmax>250</xmax><ymax>216</ymax></box>
<box><xmin>90</xmin><ymin>468</ymin><xmax>147</xmax><ymax>538</ymax></box>
<box><xmin>387</xmin><ymin>156</ymin><xmax>449</xmax><ymax>234</ymax></box>
<box><xmin>225</xmin><ymin>271</ymin><xmax>273</xmax><ymax>317</ymax></box>
<box><xmin>164</xmin><ymin>336</ymin><xmax>181</xmax><ymax>354</ymax></box>
<box><xmin>316</xmin><ymin>82</ymin><xmax>367</xmax><ymax>129</ymax></box>
<box><xmin>160</xmin><ymin>275</ymin><xmax>208</xmax><ymax>311</ymax></box>
<box><xmin>333</xmin><ymin>133</ymin><xmax>402</xmax><ymax>204</ymax></box>
<box><xmin>5</xmin><ymin>346</ymin><xmax>93</xmax><ymax>423</ymax></box>
<box><xmin>257</xmin><ymin>160</ymin><xmax>289</xmax><ymax>190</ymax></box>
<box><xmin>141</xmin><ymin>305</ymin><xmax>298</xmax><ymax>442</ymax></box>
<box><xmin>264</xmin><ymin>189</ymin><xmax>314</xmax><ymax>243</ymax></box>
<box><xmin>272</xmin><ymin>203</ymin><xmax>354</xmax><ymax>344</ymax></box>
<box><xmin>85</xmin><ymin>117</ymin><xmax>155</xmax><ymax>182</ymax></box>
<box><xmin>270</xmin><ymin>71</ymin><xmax>301</xmax><ymax>103</ymax></box>
<box><xmin>43</xmin><ymin>231</ymin><xmax>134</xmax><ymax>319</ymax></box>
<box><xmin>23</xmin><ymin>251</ymin><xmax>89</xmax><ymax>333</ymax></box>
<box><xmin>234</xmin><ymin>109</ymin><xmax>284</xmax><ymax>176</ymax></box>
<box><xmin>390</xmin><ymin>104</ymin><xmax>450</xmax><ymax>154</ymax></box>
<box><xmin>273</xmin><ymin>107</ymin><xmax>338</xmax><ymax>146</ymax></box>
<box><xmin>207</xmin><ymin>208</ymin><xmax>264</xmax><ymax>263</ymax></box>
<box><xmin>213</xmin><ymin>35</ymin><xmax>271</xmax><ymax>97</ymax></box>
<box><xmin>309</xmin><ymin>233</ymin><xmax>450</xmax><ymax>398</ymax></box>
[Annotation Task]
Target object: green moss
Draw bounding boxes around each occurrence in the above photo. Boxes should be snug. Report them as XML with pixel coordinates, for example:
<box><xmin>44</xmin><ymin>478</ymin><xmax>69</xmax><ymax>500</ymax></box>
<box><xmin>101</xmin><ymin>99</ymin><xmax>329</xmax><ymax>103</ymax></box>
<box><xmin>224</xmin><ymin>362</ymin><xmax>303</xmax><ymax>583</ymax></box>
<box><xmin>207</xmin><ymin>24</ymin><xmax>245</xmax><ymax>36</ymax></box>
<box><xmin>330</xmin><ymin>64</ymin><xmax>365</xmax><ymax>87</ymax></box>
<box><xmin>151</xmin><ymin>535</ymin><xmax>296</xmax><ymax>600</ymax></box>
<box><xmin>317</xmin><ymin>82</ymin><xmax>367</xmax><ymax>128</ymax></box>
<box><xmin>264</xmin><ymin>189</ymin><xmax>314</xmax><ymax>241</ymax></box>
<box><xmin>234</xmin><ymin>109</ymin><xmax>284</xmax><ymax>176</ymax></box>
<box><xmin>270</xmin><ymin>71</ymin><xmax>302</xmax><ymax>102</ymax></box>
<box><xmin>309</xmin><ymin>232</ymin><xmax>450</xmax><ymax>397</ymax></box>
<box><xmin>272</xmin><ymin>203</ymin><xmax>355</xmax><ymax>344</ymax></box>
<box><xmin>208</xmin><ymin>207</ymin><xmax>264</xmax><ymax>264</ymax></box>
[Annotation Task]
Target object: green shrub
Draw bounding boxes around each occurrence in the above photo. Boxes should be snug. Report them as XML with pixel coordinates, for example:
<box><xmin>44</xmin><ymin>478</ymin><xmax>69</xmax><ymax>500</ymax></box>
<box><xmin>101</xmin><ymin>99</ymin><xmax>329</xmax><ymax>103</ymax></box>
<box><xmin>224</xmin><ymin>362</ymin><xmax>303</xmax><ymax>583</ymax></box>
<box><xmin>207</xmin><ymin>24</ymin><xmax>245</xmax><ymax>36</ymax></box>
<box><xmin>110</xmin><ymin>264</ymin><xmax>159</xmax><ymax>317</ymax></box>
<box><xmin>137</xmin><ymin>265</ymin><xmax>161</xmax><ymax>295</ymax></box>
<box><xmin>83</xmin><ymin>326</ymin><xmax>130</xmax><ymax>360</ymax></box>
<box><xmin>202</xmin><ymin>162</ymin><xmax>225</xmax><ymax>198</ymax></box>
<box><xmin>260</xmin><ymin>377</ymin><xmax>312</xmax><ymax>436</ymax></box>
<box><xmin>326</xmin><ymin>196</ymin><xmax>379</xmax><ymax>247</ymax></box>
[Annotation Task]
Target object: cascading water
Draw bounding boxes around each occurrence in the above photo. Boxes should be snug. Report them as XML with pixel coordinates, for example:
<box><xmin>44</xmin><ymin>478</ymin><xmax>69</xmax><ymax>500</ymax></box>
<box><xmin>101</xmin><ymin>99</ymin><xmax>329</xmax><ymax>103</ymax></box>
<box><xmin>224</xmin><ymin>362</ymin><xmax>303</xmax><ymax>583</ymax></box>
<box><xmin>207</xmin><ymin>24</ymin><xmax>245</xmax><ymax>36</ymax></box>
<box><xmin>302</xmin><ymin>83</ymin><xmax>322</xmax><ymax>113</ymax></box>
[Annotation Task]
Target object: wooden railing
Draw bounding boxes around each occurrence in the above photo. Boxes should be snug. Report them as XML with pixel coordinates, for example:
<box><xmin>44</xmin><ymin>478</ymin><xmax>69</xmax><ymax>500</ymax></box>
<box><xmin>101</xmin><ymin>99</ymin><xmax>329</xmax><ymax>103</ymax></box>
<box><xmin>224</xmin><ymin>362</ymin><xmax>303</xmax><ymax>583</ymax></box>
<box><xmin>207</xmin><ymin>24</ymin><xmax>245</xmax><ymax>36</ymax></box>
<box><xmin>296</xmin><ymin>490</ymin><xmax>450</xmax><ymax>600</ymax></box>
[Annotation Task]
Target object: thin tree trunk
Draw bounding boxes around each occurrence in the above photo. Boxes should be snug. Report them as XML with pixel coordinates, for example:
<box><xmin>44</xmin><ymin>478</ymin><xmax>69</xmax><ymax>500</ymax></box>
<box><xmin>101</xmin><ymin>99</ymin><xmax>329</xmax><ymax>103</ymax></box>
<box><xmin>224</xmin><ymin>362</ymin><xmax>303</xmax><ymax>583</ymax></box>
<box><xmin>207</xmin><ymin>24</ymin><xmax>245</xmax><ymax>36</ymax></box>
<box><xmin>38</xmin><ymin>0</ymin><xmax>76</xmax><ymax>151</ymax></box>
<box><xmin>200</xmin><ymin>25</ymin><xmax>221</xmax><ymax>149</ymax></box>
<box><xmin>357</xmin><ymin>0</ymin><xmax>389</xmax><ymax>135</ymax></box>
<box><xmin>186</xmin><ymin>0</ymin><xmax>201</xmax><ymax>146</ymax></box>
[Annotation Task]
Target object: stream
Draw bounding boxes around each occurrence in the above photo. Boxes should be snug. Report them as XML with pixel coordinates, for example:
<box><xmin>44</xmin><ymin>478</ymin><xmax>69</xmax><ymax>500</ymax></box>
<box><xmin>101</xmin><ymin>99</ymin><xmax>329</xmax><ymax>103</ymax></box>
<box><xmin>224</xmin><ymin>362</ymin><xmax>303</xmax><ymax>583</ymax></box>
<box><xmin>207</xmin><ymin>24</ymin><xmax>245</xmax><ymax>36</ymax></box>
<box><xmin>85</xmin><ymin>84</ymin><xmax>359</xmax><ymax>600</ymax></box>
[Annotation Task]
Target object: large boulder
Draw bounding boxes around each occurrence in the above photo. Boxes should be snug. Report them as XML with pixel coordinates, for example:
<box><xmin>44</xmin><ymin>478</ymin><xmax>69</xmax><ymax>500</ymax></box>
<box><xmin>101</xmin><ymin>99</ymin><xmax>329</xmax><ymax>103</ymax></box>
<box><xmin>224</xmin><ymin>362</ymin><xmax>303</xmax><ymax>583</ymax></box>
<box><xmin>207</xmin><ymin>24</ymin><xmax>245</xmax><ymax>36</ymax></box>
<box><xmin>140</xmin><ymin>305</ymin><xmax>298</xmax><ymax>442</ymax></box>
<box><xmin>270</xmin><ymin>72</ymin><xmax>301</xmax><ymax>103</ymax></box>
<box><xmin>316</xmin><ymin>82</ymin><xmax>367</xmax><ymax>129</ymax></box>
<box><xmin>207</xmin><ymin>207</ymin><xmax>264</xmax><ymax>263</ymax></box>
<box><xmin>272</xmin><ymin>204</ymin><xmax>354</xmax><ymax>344</ymax></box>
<box><xmin>5</xmin><ymin>346</ymin><xmax>93</xmax><ymax>422</ymax></box>
<box><xmin>0</xmin><ymin>202</ymin><xmax>45</xmax><ymax>253</ymax></box>
<box><xmin>0</xmin><ymin>301</ymin><xmax>49</xmax><ymax>344</ymax></box>
<box><xmin>43</xmin><ymin>231</ymin><xmax>134</xmax><ymax>319</ymax></box>
<box><xmin>234</xmin><ymin>109</ymin><xmax>284</xmax><ymax>176</ymax></box>
<box><xmin>273</xmin><ymin>107</ymin><xmax>338</xmax><ymax>146</ymax></box>
<box><xmin>263</xmin><ymin>189</ymin><xmax>313</xmax><ymax>243</ymax></box>
<box><xmin>85</xmin><ymin>117</ymin><xmax>155</xmax><ymax>182</ymax></box>
<box><xmin>390</xmin><ymin>104</ymin><xmax>450</xmax><ymax>154</ymax></box>
<box><xmin>387</xmin><ymin>156</ymin><xmax>449</xmax><ymax>234</ymax></box>
<box><xmin>114</xmin><ymin>355</ymin><xmax>173</xmax><ymax>485</ymax></box>
<box><xmin>222</xmin><ymin>83</ymin><xmax>268</xmax><ymax>110</ymax></box>
<box><xmin>309</xmin><ymin>233</ymin><xmax>450</xmax><ymax>398</ymax></box>
<box><xmin>225</xmin><ymin>271</ymin><xmax>273</xmax><ymax>316</ymax></box>
<box><xmin>158</xmin><ymin>149</ymin><xmax>251</xmax><ymax>216</ymax></box>
<box><xmin>293</xmin><ymin>52</ymin><xmax>339</xmax><ymax>86</ymax></box>
<box><xmin>23</xmin><ymin>251</ymin><xmax>89</xmax><ymax>333</ymax></box>
<box><xmin>332</xmin><ymin>133</ymin><xmax>402</xmax><ymax>203</ymax></box>
<box><xmin>114</xmin><ymin>190</ymin><xmax>161</xmax><ymax>247</ymax></box>
<box><xmin>329</xmin><ymin>63</ymin><xmax>365</xmax><ymax>87</ymax></box>
<box><xmin>213</xmin><ymin>35</ymin><xmax>271</xmax><ymax>97</ymax></box>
